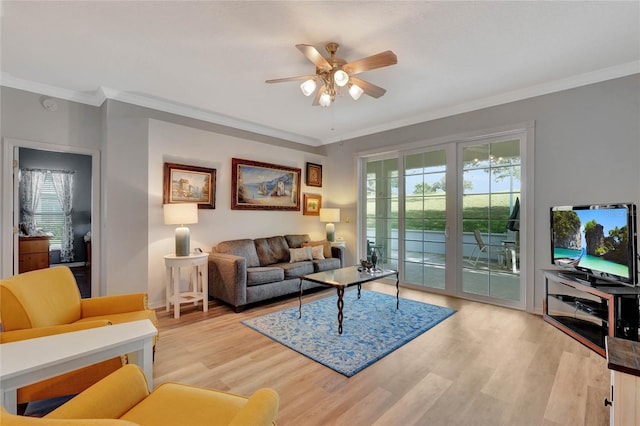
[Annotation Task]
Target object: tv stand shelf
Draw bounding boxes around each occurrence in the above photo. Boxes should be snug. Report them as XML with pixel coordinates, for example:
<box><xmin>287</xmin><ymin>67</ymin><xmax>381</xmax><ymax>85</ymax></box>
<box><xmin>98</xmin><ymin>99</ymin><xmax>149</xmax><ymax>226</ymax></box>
<box><xmin>543</xmin><ymin>270</ymin><xmax>640</xmax><ymax>357</ymax></box>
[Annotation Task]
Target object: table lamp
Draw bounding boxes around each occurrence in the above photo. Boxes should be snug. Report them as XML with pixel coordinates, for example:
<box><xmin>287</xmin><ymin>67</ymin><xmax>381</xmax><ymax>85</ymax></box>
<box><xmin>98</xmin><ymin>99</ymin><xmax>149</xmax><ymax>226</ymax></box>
<box><xmin>319</xmin><ymin>208</ymin><xmax>340</xmax><ymax>242</ymax></box>
<box><xmin>163</xmin><ymin>203</ymin><xmax>198</xmax><ymax>256</ymax></box>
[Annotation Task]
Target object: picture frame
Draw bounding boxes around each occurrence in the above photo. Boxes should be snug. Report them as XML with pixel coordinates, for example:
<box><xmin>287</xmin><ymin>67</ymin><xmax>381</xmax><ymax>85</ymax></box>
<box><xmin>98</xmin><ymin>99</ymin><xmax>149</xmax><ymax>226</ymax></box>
<box><xmin>303</xmin><ymin>193</ymin><xmax>322</xmax><ymax>216</ymax></box>
<box><xmin>306</xmin><ymin>162</ymin><xmax>322</xmax><ymax>187</ymax></box>
<box><xmin>163</xmin><ymin>162</ymin><xmax>216</xmax><ymax>209</ymax></box>
<box><xmin>231</xmin><ymin>158</ymin><xmax>301</xmax><ymax>210</ymax></box>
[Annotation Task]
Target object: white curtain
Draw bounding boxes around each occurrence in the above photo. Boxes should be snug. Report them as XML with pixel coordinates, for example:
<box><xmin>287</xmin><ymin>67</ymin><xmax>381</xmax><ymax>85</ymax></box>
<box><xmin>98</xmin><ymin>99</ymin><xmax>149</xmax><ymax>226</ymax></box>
<box><xmin>51</xmin><ymin>170</ymin><xmax>75</xmax><ymax>262</ymax></box>
<box><xmin>19</xmin><ymin>168</ymin><xmax>47</xmax><ymax>234</ymax></box>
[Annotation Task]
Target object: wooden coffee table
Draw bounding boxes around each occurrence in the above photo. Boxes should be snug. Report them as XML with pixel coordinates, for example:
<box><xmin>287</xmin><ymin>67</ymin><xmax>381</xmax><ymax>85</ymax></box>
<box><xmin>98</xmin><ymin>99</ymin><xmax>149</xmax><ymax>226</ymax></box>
<box><xmin>300</xmin><ymin>266</ymin><xmax>400</xmax><ymax>334</ymax></box>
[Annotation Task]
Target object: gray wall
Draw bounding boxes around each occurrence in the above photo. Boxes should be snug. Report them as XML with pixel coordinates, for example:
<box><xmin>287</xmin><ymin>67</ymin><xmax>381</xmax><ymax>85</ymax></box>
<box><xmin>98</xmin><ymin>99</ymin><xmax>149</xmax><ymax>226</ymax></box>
<box><xmin>18</xmin><ymin>148</ymin><xmax>92</xmax><ymax>263</ymax></box>
<box><xmin>325</xmin><ymin>74</ymin><xmax>640</xmax><ymax>312</ymax></box>
<box><xmin>2</xmin><ymin>74</ymin><xmax>638</xmax><ymax>312</ymax></box>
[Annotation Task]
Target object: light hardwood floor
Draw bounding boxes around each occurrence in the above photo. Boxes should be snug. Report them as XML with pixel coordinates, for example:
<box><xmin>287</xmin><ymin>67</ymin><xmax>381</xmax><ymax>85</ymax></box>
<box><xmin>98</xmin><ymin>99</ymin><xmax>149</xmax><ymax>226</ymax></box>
<box><xmin>154</xmin><ymin>282</ymin><xmax>610</xmax><ymax>426</ymax></box>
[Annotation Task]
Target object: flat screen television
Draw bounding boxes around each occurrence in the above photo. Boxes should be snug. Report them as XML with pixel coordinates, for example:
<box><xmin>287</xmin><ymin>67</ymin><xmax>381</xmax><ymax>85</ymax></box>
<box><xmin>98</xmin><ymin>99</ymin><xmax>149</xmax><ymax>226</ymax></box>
<box><xmin>550</xmin><ymin>203</ymin><xmax>638</xmax><ymax>286</ymax></box>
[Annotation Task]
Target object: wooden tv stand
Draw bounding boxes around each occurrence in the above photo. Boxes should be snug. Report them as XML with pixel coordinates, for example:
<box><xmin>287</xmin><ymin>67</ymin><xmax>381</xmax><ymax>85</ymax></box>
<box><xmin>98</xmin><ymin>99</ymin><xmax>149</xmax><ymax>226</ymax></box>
<box><xmin>543</xmin><ymin>269</ymin><xmax>640</xmax><ymax>357</ymax></box>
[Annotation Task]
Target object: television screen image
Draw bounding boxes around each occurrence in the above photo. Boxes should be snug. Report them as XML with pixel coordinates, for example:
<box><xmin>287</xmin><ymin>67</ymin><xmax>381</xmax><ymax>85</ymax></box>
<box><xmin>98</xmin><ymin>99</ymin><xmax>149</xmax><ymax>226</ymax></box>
<box><xmin>551</xmin><ymin>203</ymin><xmax>637</xmax><ymax>285</ymax></box>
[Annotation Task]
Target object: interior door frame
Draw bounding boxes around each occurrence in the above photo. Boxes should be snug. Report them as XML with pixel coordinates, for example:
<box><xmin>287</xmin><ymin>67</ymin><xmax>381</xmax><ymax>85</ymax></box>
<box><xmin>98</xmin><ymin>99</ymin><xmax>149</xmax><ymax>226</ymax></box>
<box><xmin>1</xmin><ymin>137</ymin><xmax>101</xmax><ymax>297</ymax></box>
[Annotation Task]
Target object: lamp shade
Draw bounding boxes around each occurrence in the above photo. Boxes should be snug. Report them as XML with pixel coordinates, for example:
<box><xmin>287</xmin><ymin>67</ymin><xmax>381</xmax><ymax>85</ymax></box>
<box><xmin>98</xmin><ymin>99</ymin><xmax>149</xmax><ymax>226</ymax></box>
<box><xmin>163</xmin><ymin>203</ymin><xmax>198</xmax><ymax>225</ymax></box>
<box><xmin>333</xmin><ymin>70</ymin><xmax>349</xmax><ymax>87</ymax></box>
<box><xmin>349</xmin><ymin>83</ymin><xmax>364</xmax><ymax>100</ymax></box>
<box><xmin>300</xmin><ymin>79</ymin><xmax>317</xmax><ymax>96</ymax></box>
<box><xmin>319</xmin><ymin>92</ymin><xmax>332</xmax><ymax>107</ymax></box>
<box><xmin>319</xmin><ymin>208</ymin><xmax>340</xmax><ymax>223</ymax></box>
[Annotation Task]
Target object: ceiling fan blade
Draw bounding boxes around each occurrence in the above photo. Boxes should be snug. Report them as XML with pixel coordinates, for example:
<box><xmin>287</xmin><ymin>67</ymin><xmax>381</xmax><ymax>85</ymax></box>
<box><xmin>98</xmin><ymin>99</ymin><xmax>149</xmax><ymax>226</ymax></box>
<box><xmin>296</xmin><ymin>44</ymin><xmax>331</xmax><ymax>71</ymax></box>
<box><xmin>265</xmin><ymin>75</ymin><xmax>316</xmax><ymax>84</ymax></box>
<box><xmin>343</xmin><ymin>50</ymin><xmax>397</xmax><ymax>75</ymax></box>
<box><xmin>312</xmin><ymin>84</ymin><xmax>326</xmax><ymax>106</ymax></box>
<box><xmin>350</xmin><ymin>77</ymin><xmax>387</xmax><ymax>98</ymax></box>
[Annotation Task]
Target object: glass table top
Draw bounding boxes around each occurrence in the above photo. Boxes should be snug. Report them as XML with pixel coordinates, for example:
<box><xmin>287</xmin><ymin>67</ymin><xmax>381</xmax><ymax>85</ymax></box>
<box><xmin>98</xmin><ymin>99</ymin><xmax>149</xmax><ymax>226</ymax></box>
<box><xmin>302</xmin><ymin>265</ymin><xmax>398</xmax><ymax>287</ymax></box>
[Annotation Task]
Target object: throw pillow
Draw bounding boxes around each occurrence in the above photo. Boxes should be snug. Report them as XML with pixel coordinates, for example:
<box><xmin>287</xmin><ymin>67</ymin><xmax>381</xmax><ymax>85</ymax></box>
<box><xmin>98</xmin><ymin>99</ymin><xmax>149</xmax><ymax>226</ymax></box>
<box><xmin>302</xmin><ymin>241</ymin><xmax>332</xmax><ymax>258</ymax></box>
<box><xmin>310</xmin><ymin>244</ymin><xmax>325</xmax><ymax>260</ymax></box>
<box><xmin>289</xmin><ymin>246</ymin><xmax>312</xmax><ymax>263</ymax></box>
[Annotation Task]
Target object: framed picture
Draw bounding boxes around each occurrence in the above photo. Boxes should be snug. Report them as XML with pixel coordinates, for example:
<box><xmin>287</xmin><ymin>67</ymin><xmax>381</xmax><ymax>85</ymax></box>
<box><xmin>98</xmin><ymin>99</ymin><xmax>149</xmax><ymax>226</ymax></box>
<box><xmin>231</xmin><ymin>158</ymin><xmax>301</xmax><ymax>210</ymax></box>
<box><xmin>306</xmin><ymin>162</ymin><xmax>322</xmax><ymax>187</ymax></box>
<box><xmin>303</xmin><ymin>193</ymin><xmax>322</xmax><ymax>216</ymax></box>
<box><xmin>163</xmin><ymin>162</ymin><xmax>216</xmax><ymax>209</ymax></box>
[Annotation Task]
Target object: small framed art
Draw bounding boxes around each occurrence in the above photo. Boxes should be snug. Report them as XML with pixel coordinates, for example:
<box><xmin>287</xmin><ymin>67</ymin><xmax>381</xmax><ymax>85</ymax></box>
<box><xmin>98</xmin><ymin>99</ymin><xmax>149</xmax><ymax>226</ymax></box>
<box><xmin>303</xmin><ymin>193</ymin><xmax>322</xmax><ymax>216</ymax></box>
<box><xmin>306</xmin><ymin>162</ymin><xmax>322</xmax><ymax>187</ymax></box>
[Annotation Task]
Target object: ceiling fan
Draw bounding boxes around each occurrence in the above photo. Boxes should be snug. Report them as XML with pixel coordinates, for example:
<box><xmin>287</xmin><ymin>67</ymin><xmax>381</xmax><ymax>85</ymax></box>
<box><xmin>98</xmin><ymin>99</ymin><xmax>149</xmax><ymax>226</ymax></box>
<box><xmin>266</xmin><ymin>42</ymin><xmax>397</xmax><ymax>107</ymax></box>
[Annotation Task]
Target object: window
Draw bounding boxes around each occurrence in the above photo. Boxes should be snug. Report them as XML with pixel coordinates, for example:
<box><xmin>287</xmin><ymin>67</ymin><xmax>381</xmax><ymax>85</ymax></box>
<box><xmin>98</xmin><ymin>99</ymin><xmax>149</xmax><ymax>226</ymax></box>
<box><xmin>34</xmin><ymin>173</ymin><xmax>64</xmax><ymax>246</ymax></box>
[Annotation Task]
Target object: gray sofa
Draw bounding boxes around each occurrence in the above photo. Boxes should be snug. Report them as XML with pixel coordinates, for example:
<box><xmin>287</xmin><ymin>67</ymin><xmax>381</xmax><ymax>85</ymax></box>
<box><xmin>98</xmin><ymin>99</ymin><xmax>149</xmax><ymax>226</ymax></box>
<box><xmin>208</xmin><ymin>234</ymin><xmax>345</xmax><ymax>311</ymax></box>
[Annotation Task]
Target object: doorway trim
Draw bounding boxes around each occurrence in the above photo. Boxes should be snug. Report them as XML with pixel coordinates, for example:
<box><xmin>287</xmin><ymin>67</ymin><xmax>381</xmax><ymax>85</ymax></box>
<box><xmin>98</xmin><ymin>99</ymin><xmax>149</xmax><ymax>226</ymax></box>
<box><xmin>1</xmin><ymin>137</ymin><xmax>101</xmax><ymax>297</ymax></box>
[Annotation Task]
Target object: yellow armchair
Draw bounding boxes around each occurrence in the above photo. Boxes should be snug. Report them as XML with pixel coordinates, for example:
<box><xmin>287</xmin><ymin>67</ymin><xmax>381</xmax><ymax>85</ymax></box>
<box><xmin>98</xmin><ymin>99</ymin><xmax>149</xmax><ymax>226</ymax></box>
<box><xmin>0</xmin><ymin>365</ymin><xmax>280</xmax><ymax>426</ymax></box>
<box><xmin>0</xmin><ymin>266</ymin><xmax>159</xmax><ymax>406</ymax></box>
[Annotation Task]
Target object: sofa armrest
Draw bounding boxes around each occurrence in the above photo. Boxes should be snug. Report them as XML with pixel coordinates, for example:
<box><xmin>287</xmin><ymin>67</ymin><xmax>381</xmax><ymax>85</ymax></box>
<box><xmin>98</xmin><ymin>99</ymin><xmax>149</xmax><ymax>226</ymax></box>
<box><xmin>0</xmin><ymin>321</ymin><xmax>112</xmax><ymax>344</ymax></box>
<box><xmin>331</xmin><ymin>246</ymin><xmax>345</xmax><ymax>267</ymax></box>
<box><xmin>228</xmin><ymin>388</ymin><xmax>280</xmax><ymax>426</ymax></box>
<box><xmin>208</xmin><ymin>253</ymin><xmax>247</xmax><ymax>309</ymax></box>
<box><xmin>80</xmin><ymin>294</ymin><xmax>149</xmax><ymax>318</ymax></box>
<box><xmin>46</xmin><ymin>365</ymin><xmax>149</xmax><ymax>421</ymax></box>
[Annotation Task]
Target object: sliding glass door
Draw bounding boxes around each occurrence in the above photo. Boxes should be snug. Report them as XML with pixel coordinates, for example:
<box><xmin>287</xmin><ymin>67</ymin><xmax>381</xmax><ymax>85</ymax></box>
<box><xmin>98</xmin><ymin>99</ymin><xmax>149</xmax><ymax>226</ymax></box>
<box><xmin>365</xmin><ymin>158</ymin><xmax>399</xmax><ymax>271</ymax></box>
<box><xmin>403</xmin><ymin>149</ymin><xmax>448</xmax><ymax>290</ymax></box>
<box><xmin>362</xmin><ymin>133</ymin><xmax>526</xmax><ymax>308</ymax></box>
<box><xmin>460</xmin><ymin>139</ymin><xmax>521</xmax><ymax>303</ymax></box>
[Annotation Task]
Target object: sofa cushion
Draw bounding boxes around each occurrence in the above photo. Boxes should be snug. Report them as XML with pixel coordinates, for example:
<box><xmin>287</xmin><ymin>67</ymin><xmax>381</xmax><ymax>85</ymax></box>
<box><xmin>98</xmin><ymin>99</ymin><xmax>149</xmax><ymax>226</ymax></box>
<box><xmin>215</xmin><ymin>239</ymin><xmax>260</xmax><ymax>268</ymax></box>
<box><xmin>276</xmin><ymin>262</ymin><xmax>314</xmax><ymax>279</ymax></box>
<box><xmin>255</xmin><ymin>236</ymin><xmax>289</xmax><ymax>266</ymax></box>
<box><xmin>310</xmin><ymin>245</ymin><xmax>324</xmax><ymax>260</ymax></box>
<box><xmin>312</xmin><ymin>258</ymin><xmax>341</xmax><ymax>272</ymax></box>
<box><xmin>302</xmin><ymin>241</ymin><xmax>332</xmax><ymax>258</ymax></box>
<box><xmin>284</xmin><ymin>234</ymin><xmax>311</xmax><ymax>249</ymax></box>
<box><xmin>246</xmin><ymin>267</ymin><xmax>285</xmax><ymax>287</ymax></box>
<box><xmin>289</xmin><ymin>247</ymin><xmax>312</xmax><ymax>263</ymax></box>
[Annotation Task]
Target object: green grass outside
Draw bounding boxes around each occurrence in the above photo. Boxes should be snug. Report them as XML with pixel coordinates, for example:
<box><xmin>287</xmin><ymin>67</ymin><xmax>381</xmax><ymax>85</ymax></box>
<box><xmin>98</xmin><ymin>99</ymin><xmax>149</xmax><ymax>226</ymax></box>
<box><xmin>367</xmin><ymin>192</ymin><xmax>519</xmax><ymax>234</ymax></box>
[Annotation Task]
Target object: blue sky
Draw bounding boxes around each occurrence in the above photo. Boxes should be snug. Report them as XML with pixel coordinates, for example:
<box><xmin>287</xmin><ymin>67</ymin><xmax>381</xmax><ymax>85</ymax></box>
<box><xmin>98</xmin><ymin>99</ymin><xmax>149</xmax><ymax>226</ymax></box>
<box><xmin>575</xmin><ymin>207</ymin><xmax>630</xmax><ymax>234</ymax></box>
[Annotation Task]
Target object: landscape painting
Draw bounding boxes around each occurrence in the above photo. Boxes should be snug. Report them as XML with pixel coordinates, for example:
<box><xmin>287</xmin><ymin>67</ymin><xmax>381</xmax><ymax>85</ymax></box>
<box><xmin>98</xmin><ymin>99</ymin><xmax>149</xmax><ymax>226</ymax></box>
<box><xmin>163</xmin><ymin>162</ymin><xmax>216</xmax><ymax>209</ymax></box>
<box><xmin>231</xmin><ymin>158</ymin><xmax>300</xmax><ymax>210</ymax></box>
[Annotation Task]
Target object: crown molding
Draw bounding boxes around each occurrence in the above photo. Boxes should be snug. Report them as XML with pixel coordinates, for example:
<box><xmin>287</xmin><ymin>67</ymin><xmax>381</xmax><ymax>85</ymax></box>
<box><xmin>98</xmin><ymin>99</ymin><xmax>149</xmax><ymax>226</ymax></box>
<box><xmin>3</xmin><ymin>61</ymin><xmax>638</xmax><ymax>146</ymax></box>
<box><xmin>0</xmin><ymin>73</ymin><xmax>320</xmax><ymax>146</ymax></box>
<box><xmin>1</xmin><ymin>72</ymin><xmax>104</xmax><ymax>106</ymax></box>
<box><xmin>323</xmin><ymin>61</ymin><xmax>640</xmax><ymax>144</ymax></box>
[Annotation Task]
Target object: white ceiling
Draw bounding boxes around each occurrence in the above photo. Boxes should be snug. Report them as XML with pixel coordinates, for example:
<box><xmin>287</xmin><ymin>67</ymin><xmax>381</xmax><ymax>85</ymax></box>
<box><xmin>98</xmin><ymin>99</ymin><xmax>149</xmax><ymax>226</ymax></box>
<box><xmin>1</xmin><ymin>1</ymin><xmax>639</xmax><ymax>146</ymax></box>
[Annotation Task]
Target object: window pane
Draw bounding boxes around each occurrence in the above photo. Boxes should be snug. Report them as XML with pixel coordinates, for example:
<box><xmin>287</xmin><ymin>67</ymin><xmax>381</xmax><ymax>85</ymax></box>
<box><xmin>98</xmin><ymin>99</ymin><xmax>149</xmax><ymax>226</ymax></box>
<box><xmin>35</xmin><ymin>174</ymin><xmax>64</xmax><ymax>245</ymax></box>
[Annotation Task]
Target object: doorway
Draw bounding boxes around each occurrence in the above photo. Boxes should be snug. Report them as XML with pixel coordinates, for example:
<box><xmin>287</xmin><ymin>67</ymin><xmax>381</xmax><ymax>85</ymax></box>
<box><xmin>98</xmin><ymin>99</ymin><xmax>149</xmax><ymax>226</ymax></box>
<box><xmin>1</xmin><ymin>138</ymin><xmax>101</xmax><ymax>297</ymax></box>
<box><xmin>18</xmin><ymin>148</ymin><xmax>92</xmax><ymax>296</ymax></box>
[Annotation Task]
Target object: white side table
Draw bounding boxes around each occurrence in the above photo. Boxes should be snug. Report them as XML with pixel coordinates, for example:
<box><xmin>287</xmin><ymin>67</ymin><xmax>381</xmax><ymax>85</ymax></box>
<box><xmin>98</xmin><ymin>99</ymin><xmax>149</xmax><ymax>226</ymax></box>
<box><xmin>331</xmin><ymin>240</ymin><xmax>346</xmax><ymax>249</ymax></box>
<box><xmin>164</xmin><ymin>253</ymin><xmax>209</xmax><ymax>319</ymax></box>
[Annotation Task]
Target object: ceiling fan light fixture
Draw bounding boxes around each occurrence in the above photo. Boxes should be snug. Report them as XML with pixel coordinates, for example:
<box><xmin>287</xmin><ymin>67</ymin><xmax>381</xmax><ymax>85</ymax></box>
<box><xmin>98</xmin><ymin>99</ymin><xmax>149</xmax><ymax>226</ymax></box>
<box><xmin>300</xmin><ymin>79</ymin><xmax>317</xmax><ymax>96</ymax></box>
<box><xmin>349</xmin><ymin>83</ymin><xmax>364</xmax><ymax>100</ymax></box>
<box><xmin>319</xmin><ymin>92</ymin><xmax>332</xmax><ymax>107</ymax></box>
<box><xmin>333</xmin><ymin>69</ymin><xmax>349</xmax><ymax>87</ymax></box>
<box><xmin>267</xmin><ymin>42</ymin><xmax>397</xmax><ymax>107</ymax></box>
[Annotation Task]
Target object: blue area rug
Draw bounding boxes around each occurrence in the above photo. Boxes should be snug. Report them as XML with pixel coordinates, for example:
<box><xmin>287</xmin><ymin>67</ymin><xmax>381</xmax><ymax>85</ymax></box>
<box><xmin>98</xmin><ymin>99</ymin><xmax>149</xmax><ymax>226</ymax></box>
<box><xmin>242</xmin><ymin>290</ymin><xmax>455</xmax><ymax>377</ymax></box>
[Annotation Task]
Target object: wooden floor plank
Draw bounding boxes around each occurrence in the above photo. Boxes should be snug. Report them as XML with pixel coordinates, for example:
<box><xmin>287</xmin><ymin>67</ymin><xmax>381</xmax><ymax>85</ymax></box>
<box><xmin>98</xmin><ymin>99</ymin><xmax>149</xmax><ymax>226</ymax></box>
<box><xmin>154</xmin><ymin>282</ymin><xmax>610</xmax><ymax>425</ymax></box>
